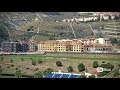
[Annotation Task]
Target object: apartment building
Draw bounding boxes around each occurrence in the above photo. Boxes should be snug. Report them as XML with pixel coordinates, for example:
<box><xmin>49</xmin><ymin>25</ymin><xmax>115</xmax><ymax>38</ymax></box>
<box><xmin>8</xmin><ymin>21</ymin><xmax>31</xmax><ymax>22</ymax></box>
<box><xmin>1</xmin><ymin>41</ymin><xmax>29</xmax><ymax>52</ymax></box>
<box><xmin>38</xmin><ymin>38</ymin><xmax>113</xmax><ymax>53</ymax></box>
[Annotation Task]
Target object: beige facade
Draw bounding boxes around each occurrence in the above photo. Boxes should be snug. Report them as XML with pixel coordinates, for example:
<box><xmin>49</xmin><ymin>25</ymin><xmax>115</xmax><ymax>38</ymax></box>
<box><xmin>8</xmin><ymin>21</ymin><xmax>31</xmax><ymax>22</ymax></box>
<box><xmin>38</xmin><ymin>39</ymin><xmax>84</xmax><ymax>52</ymax></box>
<box><xmin>38</xmin><ymin>38</ymin><xmax>113</xmax><ymax>52</ymax></box>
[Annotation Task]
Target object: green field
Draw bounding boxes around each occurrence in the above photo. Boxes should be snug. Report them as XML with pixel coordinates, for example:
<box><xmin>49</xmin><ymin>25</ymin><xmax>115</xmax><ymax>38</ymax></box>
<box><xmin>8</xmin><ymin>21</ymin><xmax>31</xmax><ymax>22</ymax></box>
<box><xmin>0</xmin><ymin>54</ymin><xmax>120</xmax><ymax>62</ymax></box>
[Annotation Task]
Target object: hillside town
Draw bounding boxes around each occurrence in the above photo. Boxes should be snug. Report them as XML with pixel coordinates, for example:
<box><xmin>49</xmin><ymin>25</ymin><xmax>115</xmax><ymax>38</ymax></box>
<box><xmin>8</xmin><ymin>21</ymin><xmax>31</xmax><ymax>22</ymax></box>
<box><xmin>63</xmin><ymin>12</ymin><xmax>120</xmax><ymax>22</ymax></box>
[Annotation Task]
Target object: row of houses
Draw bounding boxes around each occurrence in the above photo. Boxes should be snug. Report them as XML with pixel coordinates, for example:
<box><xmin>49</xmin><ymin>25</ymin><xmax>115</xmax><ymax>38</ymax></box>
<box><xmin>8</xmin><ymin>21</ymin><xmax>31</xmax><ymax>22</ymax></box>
<box><xmin>63</xmin><ymin>12</ymin><xmax>120</xmax><ymax>22</ymax></box>
<box><xmin>62</xmin><ymin>15</ymin><xmax>116</xmax><ymax>22</ymax></box>
<box><xmin>38</xmin><ymin>38</ymin><xmax>113</xmax><ymax>53</ymax></box>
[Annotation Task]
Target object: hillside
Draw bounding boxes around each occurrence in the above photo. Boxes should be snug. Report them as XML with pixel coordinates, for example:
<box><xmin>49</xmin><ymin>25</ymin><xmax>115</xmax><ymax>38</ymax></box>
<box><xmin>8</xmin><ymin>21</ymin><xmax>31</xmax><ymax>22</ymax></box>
<box><xmin>0</xmin><ymin>12</ymin><xmax>120</xmax><ymax>45</ymax></box>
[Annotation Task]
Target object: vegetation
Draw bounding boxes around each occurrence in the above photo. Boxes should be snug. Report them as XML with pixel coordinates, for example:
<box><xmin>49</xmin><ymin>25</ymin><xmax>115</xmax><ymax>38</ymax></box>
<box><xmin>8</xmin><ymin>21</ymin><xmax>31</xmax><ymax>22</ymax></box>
<box><xmin>92</xmin><ymin>61</ymin><xmax>99</xmax><ymax>68</ymax></box>
<box><xmin>32</xmin><ymin>60</ymin><xmax>36</xmax><ymax>66</ymax></box>
<box><xmin>67</xmin><ymin>65</ymin><xmax>73</xmax><ymax>72</ymax></box>
<box><xmin>56</xmin><ymin>61</ymin><xmax>62</xmax><ymax>66</ymax></box>
<box><xmin>98</xmin><ymin>63</ymin><xmax>114</xmax><ymax>77</ymax></box>
<box><xmin>88</xmin><ymin>75</ymin><xmax>96</xmax><ymax>78</ymax></box>
<box><xmin>38</xmin><ymin>59</ymin><xmax>42</xmax><ymax>64</ymax></box>
<box><xmin>10</xmin><ymin>59</ymin><xmax>13</xmax><ymax>63</ymax></box>
<box><xmin>113</xmin><ymin>70</ymin><xmax>120</xmax><ymax>77</ymax></box>
<box><xmin>100</xmin><ymin>63</ymin><xmax>114</xmax><ymax>70</ymax></box>
<box><xmin>15</xmin><ymin>69</ymin><xmax>22</xmax><ymax>78</ymax></box>
<box><xmin>79</xmin><ymin>75</ymin><xmax>86</xmax><ymax>78</ymax></box>
<box><xmin>34</xmin><ymin>71</ymin><xmax>43</xmax><ymax>78</ymax></box>
<box><xmin>78</xmin><ymin>63</ymin><xmax>85</xmax><ymax>72</ymax></box>
<box><xmin>21</xmin><ymin>58</ymin><xmax>24</xmax><ymax>63</ymax></box>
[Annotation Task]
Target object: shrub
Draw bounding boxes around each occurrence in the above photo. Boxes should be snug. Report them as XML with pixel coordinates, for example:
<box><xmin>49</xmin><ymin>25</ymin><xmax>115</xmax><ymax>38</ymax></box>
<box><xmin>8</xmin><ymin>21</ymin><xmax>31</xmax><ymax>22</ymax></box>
<box><xmin>92</xmin><ymin>61</ymin><xmax>99</xmax><ymax>68</ymax></box>
<box><xmin>102</xmin><ymin>61</ymin><xmax>105</xmax><ymax>63</ymax></box>
<box><xmin>79</xmin><ymin>75</ymin><xmax>86</xmax><ymax>78</ymax></box>
<box><xmin>38</xmin><ymin>59</ymin><xmax>42</xmax><ymax>64</ymax></box>
<box><xmin>34</xmin><ymin>71</ymin><xmax>43</xmax><ymax>78</ymax></box>
<box><xmin>56</xmin><ymin>61</ymin><xmax>62</xmax><ymax>66</ymax></box>
<box><xmin>11</xmin><ymin>64</ymin><xmax>14</xmax><ymax>67</ymax></box>
<box><xmin>78</xmin><ymin>63</ymin><xmax>85</xmax><ymax>72</ymax></box>
<box><xmin>32</xmin><ymin>60</ymin><xmax>36</xmax><ymax>66</ymax></box>
<box><xmin>67</xmin><ymin>65</ymin><xmax>73</xmax><ymax>72</ymax></box>
<box><xmin>88</xmin><ymin>75</ymin><xmax>96</xmax><ymax>78</ymax></box>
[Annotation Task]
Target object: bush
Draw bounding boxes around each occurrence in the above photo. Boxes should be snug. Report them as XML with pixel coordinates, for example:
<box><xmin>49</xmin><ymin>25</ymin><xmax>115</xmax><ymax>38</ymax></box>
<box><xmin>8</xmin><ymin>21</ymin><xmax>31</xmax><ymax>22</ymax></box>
<box><xmin>102</xmin><ymin>61</ymin><xmax>105</xmax><ymax>63</ymax></box>
<box><xmin>67</xmin><ymin>66</ymin><xmax>73</xmax><ymax>72</ymax></box>
<box><xmin>15</xmin><ymin>70</ymin><xmax>22</xmax><ymax>78</ymax></box>
<box><xmin>11</xmin><ymin>64</ymin><xmax>14</xmax><ymax>67</ymax></box>
<box><xmin>38</xmin><ymin>59</ymin><xmax>42</xmax><ymax>64</ymax></box>
<box><xmin>92</xmin><ymin>61</ymin><xmax>99</xmax><ymax>68</ymax></box>
<box><xmin>78</xmin><ymin>63</ymin><xmax>85</xmax><ymax>72</ymax></box>
<box><xmin>98</xmin><ymin>72</ymin><xmax>108</xmax><ymax>77</ymax></box>
<box><xmin>88</xmin><ymin>75</ymin><xmax>96</xmax><ymax>78</ymax></box>
<box><xmin>34</xmin><ymin>71</ymin><xmax>43</xmax><ymax>78</ymax></box>
<box><xmin>32</xmin><ymin>60</ymin><xmax>36</xmax><ymax>66</ymax></box>
<box><xmin>79</xmin><ymin>75</ymin><xmax>86</xmax><ymax>78</ymax></box>
<box><xmin>100</xmin><ymin>63</ymin><xmax>114</xmax><ymax>70</ymax></box>
<box><xmin>56</xmin><ymin>61</ymin><xmax>62</xmax><ymax>66</ymax></box>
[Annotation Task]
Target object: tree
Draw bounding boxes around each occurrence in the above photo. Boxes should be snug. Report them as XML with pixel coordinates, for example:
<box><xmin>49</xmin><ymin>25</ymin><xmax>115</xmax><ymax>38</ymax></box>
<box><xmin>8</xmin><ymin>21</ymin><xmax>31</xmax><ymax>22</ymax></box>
<box><xmin>56</xmin><ymin>61</ymin><xmax>62</xmax><ymax>66</ymax></box>
<box><xmin>79</xmin><ymin>75</ymin><xmax>86</xmax><ymax>78</ymax></box>
<box><xmin>15</xmin><ymin>69</ymin><xmax>22</xmax><ymax>78</ymax></box>
<box><xmin>67</xmin><ymin>65</ymin><xmax>73</xmax><ymax>72</ymax></box>
<box><xmin>38</xmin><ymin>59</ymin><xmax>42</xmax><ymax>64</ymax></box>
<box><xmin>46</xmin><ymin>68</ymin><xmax>53</xmax><ymax>74</ymax></box>
<box><xmin>32</xmin><ymin>60</ymin><xmax>36</xmax><ymax>66</ymax></box>
<box><xmin>110</xmin><ymin>38</ymin><xmax>118</xmax><ymax>45</ymax></box>
<box><xmin>92</xmin><ymin>61</ymin><xmax>99</xmax><ymax>68</ymax></box>
<box><xmin>88</xmin><ymin>75</ymin><xmax>96</xmax><ymax>78</ymax></box>
<box><xmin>78</xmin><ymin>63</ymin><xmax>85</xmax><ymax>72</ymax></box>
<box><xmin>34</xmin><ymin>71</ymin><xmax>43</xmax><ymax>78</ymax></box>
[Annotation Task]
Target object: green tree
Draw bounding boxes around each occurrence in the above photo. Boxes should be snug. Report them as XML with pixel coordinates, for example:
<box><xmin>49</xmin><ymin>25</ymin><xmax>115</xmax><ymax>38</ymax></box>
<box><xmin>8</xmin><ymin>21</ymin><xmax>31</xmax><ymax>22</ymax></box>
<box><xmin>34</xmin><ymin>71</ymin><xmax>43</xmax><ymax>78</ymax></box>
<box><xmin>92</xmin><ymin>61</ymin><xmax>99</xmax><ymax>68</ymax></box>
<box><xmin>15</xmin><ymin>69</ymin><xmax>22</xmax><ymax>78</ymax></box>
<box><xmin>56</xmin><ymin>61</ymin><xmax>62</xmax><ymax>66</ymax></box>
<box><xmin>67</xmin><ymin>65</ymin><xmax>73</xmax><ymax>72</ymax></box>
<box><xmin>78</xmin><ymin>63</ymin><xmax>85</xmax><ymax>72</ymax></box>
<box><xmin>38</xmin><ymin>59</ymin><xmax>42</xmax><ymax>64</ymax></box>
<box><xmin>88</xmin><ymin>75</ymin><xmax>96</xmax><ymax>78</ymax></box>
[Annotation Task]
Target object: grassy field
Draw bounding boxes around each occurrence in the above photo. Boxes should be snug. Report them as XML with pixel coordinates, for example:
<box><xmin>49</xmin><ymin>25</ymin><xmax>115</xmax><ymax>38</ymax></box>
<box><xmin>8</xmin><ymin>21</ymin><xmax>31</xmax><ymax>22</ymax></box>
<box><xmin>0</xmin><ymin>54</ymin><xmax>120</xmax><ymax>62</ymax></box>
<box><xmin>0</xmin><ymin>54</ymin><xmax>120</xmax><ymax>77</ymax></box>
